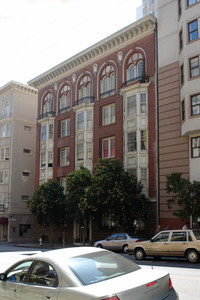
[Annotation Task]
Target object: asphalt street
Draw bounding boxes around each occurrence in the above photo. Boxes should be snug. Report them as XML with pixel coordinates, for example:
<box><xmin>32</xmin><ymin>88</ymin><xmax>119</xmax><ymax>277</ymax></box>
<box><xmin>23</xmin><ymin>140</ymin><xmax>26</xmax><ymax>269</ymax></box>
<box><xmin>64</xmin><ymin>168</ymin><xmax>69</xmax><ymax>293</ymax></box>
<box><xmin>0</xmin><ymin>242</ymin><xmax>200</xmax><ymax>300</ymax></box>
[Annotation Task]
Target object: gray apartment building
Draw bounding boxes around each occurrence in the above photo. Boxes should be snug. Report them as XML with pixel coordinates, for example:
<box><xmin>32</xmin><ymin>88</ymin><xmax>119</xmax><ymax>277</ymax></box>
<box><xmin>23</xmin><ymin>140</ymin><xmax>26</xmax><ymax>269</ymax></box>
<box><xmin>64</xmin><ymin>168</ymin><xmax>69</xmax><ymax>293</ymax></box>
<box><xmin>0</xmin><ymin>81</ymin><xmax>37</xmax><ymax>242</ymax></box>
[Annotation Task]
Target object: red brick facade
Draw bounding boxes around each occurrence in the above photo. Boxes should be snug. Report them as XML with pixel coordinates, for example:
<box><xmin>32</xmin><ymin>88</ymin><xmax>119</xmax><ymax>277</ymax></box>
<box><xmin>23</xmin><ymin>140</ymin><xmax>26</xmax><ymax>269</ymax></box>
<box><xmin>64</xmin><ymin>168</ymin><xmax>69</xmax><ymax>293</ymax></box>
<box><xmin>30</xmin><ymin>16</ymin><xmax>158</xmax><ymax>243</ymax></box>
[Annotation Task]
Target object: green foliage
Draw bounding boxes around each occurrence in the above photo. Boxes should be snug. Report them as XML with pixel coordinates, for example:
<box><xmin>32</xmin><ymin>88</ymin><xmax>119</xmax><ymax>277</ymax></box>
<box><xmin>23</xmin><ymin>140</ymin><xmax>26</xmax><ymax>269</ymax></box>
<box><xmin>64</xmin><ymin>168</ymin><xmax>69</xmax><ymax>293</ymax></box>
<box><xmin>28</xmin><ymin>161</ymin><xmax>149</xmax><ymax>233</ymax></box>
<box><xmin>166</xmin><ymin>173</ymin><xmax>200</xmax><ymax>224</ymax></box>
<box><xmin>87</xmin><ymin>158</ymin><xmax>149</xmax><ymax>231</ymax></box>
<box><xmin>65</xmin><ymin>165</ymin><xmax>92</xmax><ymax>222</ymax></box>
<box><xmin>27</xmin><ymin>179</ymin><xmax>66</xmax><ymax>226</ymax></box>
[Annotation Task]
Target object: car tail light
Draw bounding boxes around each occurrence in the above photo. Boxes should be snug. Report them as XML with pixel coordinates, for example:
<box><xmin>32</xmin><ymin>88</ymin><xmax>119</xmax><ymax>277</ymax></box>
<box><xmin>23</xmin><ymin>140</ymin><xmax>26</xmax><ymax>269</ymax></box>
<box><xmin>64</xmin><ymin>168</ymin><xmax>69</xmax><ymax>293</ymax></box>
<box><xmin>169</xmin><ymin>277</ymin><xmax>173</xmax><ymax>290</ymax></box>
<box><xmin>135</xmin><ymin>239</ymin><xmax>140</xmax><ymax>242</ymax></box>
<box><xmin>146</xmin><ymin>281</ymin><xmax>157</xmax><ymax>287</ymax></box>
<box><xmin>102</xmin><ymin>296</ymin><xmax>120</xmax><ymax>300</ymax></box>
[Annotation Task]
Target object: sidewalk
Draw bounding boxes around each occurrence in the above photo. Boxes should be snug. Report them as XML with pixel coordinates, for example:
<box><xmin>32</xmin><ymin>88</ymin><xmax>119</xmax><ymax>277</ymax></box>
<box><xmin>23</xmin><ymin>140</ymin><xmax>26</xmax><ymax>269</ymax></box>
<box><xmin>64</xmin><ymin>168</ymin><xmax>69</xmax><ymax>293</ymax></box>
<box><xmin>0</xmin><ymin>240</ymin><xmax>93</xmax><ymax>253</ymax></box>
<box><xmin>13</xmin><ymin>242</ymin><xmax>73</xmax><ymax>249</ymax></box>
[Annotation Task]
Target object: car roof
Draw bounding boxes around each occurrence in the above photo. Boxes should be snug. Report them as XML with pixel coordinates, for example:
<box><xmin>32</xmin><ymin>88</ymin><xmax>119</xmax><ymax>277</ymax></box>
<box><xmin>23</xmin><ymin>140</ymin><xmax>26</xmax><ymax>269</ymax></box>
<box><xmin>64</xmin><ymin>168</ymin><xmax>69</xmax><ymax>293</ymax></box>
<box><xmin>156</xmin><ymin>229</ymin><xmax>200</xmax><ymax>235</ymax></box>
<box><xmin>30</xmin><ymin>246</ymin><xmax>104</xmax><ymax>261</ymax></box>
<box><xmin>159</xmin><ymin>229</ymin><xmax>199</xmax><ymax>232</ymax></box>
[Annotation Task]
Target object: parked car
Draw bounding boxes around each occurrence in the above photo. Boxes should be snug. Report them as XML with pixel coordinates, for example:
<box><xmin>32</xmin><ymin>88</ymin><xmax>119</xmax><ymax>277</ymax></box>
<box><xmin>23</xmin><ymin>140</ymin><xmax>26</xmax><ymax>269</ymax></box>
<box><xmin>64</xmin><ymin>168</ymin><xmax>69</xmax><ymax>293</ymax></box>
<box><xmin>94</xmin><ymin>233</ymin><xmax>141</xmax><ymax>253</ymax></box>
<box><xmin>0</xmin><ymin>247</ymin><xmax>179</xmax><ymax>300</ymax></box>
<box><xmin>128</xmin><ymin>229</ymin><xmax>200</xmax><ymax>263</ymax></box>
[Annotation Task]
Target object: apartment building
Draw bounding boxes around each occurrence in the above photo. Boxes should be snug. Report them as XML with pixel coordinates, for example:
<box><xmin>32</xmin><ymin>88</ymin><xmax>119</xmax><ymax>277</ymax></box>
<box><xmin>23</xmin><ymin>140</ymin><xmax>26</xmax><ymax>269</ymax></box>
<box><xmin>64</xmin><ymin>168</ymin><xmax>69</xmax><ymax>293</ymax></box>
<box><xmin>157</xmin><ymin>0</ymin><xmax>200</xmax><ymax>228</ymax></box>
<box><xmin>0</xmin><ymin>81</ymin><xmax>37</xmax><ymax>242</ymax></box>
<box><xmin>29</xmin><ymin>15</ymin><xmax>157</xmax><ymax>243</ymax></box>
<box><xmin>142</xmin><ymin>0</ymin><xmax>156</xmax><ymax>16</ymax></box>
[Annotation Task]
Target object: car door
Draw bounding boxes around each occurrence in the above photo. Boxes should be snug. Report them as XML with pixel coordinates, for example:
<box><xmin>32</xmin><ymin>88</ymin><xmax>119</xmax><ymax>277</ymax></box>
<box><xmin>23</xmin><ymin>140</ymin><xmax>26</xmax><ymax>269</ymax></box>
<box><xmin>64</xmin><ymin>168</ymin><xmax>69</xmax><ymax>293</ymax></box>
<box><xmin>149</xmin><ymin>231</ymin><xmax>170</xmax><ymax>256</ymax></box>
<box><xmin>103</xmin><ymin>233</ymin><xmax>118</xmax><ymax>250</ymax></box>
<box><xmin>115</xmin><ymin>233</ymin><xmax>127</xmax><ymax>251</ymax></box>
<box><xmin>167</xmin><ymin>231</ymin><xmax>188</xmax><ymax>257</ymax></box>
<box><xmin>0</xmin><ymin>260</ymin><xmax>33</xmax><ymax>300</ymax></box>
<box><xmin>21</xmin><ymin>261</ymin><xmax>59</xmax><ymax>300</ymax></box>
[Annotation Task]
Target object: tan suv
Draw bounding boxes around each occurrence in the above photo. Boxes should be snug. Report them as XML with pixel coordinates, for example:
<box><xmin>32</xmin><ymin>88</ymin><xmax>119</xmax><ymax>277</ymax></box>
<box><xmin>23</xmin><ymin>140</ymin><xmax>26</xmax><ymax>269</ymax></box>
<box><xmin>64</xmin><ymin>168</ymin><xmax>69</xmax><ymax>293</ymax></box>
<box><xmin>128</xmin><ymin>229</ymin><xmax>200</xmax><ymax>263</ymax></box>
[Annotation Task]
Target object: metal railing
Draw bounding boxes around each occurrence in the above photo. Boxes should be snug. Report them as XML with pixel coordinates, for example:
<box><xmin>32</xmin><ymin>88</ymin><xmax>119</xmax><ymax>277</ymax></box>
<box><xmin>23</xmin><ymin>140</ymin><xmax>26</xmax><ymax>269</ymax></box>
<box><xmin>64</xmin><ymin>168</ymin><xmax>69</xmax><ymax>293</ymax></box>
<box><xmin>74</xmin><ymin>96</ymin><xmax>95</xmax><ymax>106</ymax></box>
<box><xmin>59</xmin><ymin>106</ymin><xmax>70</xmax><ymax>114</ymax></box>
<box><xmin>39</xmin><ymin>111</ymin><xmax>55</xmax><ymax>119</ymax></box>
<box><xmin>100</xmin><ymin>89</ymin><xmax>115</xmax><ymax>99</ymax></box>
<box><xmin>121</xmin><ymin>75</ymin><xmax>149</xmax><ymax>88</ymax></box>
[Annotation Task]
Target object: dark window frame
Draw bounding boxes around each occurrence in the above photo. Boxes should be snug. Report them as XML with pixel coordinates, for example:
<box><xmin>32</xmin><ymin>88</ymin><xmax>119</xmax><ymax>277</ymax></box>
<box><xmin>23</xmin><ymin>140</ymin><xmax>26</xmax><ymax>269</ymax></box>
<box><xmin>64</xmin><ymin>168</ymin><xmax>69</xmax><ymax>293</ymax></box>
<box><xmin>190</xmin><ymin>56</ymin><xmax>200</xmax><ymax>78</ymax></box>
<box><xmin>180</xmin><ymin>64</ymin><xmax>184</xmax><ymax>84</ymax></box>
<box><xmin>191</xmin><ymin>93</ymin><xmax>200</xmax><ymax>116</ymax></box>
<box><xmin>182</xmin><ymin>100</ymin><xmax>185</xmax><ymax>121</ymax></box>
<box><xmin>188</xmin><ymin>19</ymin><xmax>198</xmax><ymax>42</ymax></box>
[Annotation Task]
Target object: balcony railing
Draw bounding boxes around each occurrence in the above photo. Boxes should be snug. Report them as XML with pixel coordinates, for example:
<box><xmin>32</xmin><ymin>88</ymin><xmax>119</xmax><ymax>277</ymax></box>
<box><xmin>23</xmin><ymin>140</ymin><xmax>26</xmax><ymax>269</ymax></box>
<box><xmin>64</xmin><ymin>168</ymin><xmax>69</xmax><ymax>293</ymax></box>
<box><xmin>59</xmin><ymin>106</ymin><xmax>70</xmax><ymax>114</ymax></box>
<box><xmin>100</xmin><ymin>89</ymin><xmax>115</xmax><ymax>99</ymax></box>
<box><xmin>121</xmin><ymin>75</ymin><xmax>149</xmax><ymax>88</ymax></box>
<box><xmin>74</xmin><ymin>96</ymin><xmax>95</xmax><ymax>107</ymax></box>
<box><xmin>39</xmin><ymin>111</ymin><xmax>55</xmax><ymax>119</ymax></box>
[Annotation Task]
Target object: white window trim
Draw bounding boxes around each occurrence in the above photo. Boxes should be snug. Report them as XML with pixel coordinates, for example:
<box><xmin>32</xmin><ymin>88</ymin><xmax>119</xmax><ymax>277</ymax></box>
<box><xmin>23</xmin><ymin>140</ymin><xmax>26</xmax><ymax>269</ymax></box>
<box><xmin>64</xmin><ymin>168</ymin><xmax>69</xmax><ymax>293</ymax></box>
<box><xmin>61</xmin><ymin>119</ymin><xmax>70</xmax><ymax>137</ymax></box>
<box><xmin>102</xmin><ymin>104</ymin><xmax>115</xmax><ymax>126</ymax></box>
<box><xmin>0</xmin><ymin>170</ymin><xmax>9</xmax><ymax>184</ymax></box>
<box><xmin>60</xmin><ymin>147</ymin><xmax>70</xmax><ymax>166</ymax></box>
<box><xmin>102</xmin><ymin>136</ymin><xmax>115</xmax><ymax>158</ymax></box>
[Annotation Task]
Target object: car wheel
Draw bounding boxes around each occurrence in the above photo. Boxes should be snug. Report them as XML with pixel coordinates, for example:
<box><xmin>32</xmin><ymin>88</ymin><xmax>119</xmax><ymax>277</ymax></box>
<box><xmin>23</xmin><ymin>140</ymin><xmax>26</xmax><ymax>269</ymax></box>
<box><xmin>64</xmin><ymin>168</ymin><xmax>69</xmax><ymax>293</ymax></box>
<box><xmin>186</xmin><ymin>249</ymin><xmax>199</xmax><ymax>263</ymax></box>
<box><xmin>134</xmin><ymin>248</ymin><xmax>146</xmax><ymax>260</ymax></box>
<box><xmin>123</xmin><ymin>244</ymin><xmax>129</xmax><ymax>253</ymax></box>
<box><xmin>97</xmin><ymin>244</ymin><xmax>103</xmax><ymax>248</ymax></box>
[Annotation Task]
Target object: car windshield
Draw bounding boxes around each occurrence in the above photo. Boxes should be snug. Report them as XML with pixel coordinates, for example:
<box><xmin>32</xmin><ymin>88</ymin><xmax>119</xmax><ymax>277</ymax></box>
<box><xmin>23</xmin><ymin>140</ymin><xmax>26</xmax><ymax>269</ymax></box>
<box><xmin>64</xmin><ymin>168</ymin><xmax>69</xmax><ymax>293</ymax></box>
<box><xmin>193</xmin><ymin>229</ymin><xmax>200</xmax><ymax>240</ymax></box>
<box><xmin>67</xmin><ymin>251</ymin><xmax>140</xmax><ymax>286</ymax></box>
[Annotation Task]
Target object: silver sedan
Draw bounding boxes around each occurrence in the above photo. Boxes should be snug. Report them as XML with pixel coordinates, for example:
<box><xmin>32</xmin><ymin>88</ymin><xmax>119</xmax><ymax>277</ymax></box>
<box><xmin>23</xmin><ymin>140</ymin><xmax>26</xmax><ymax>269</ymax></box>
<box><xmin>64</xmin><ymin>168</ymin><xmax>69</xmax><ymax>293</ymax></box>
<box><xmin>0</xmin><ymin>247</ymin><xmax>179</xmax><ymax>300</ymax></box>
<box><xmin>94</xmin><ymin>233</ymin><xmax>141</xmax><ymax>253</ymax></box>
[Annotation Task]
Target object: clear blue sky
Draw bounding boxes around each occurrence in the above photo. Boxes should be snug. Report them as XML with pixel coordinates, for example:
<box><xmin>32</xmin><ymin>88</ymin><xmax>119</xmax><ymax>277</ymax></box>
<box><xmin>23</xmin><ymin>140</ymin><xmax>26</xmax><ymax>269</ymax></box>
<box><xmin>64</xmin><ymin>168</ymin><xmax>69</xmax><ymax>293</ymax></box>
<box><xmin>0</xmin><ymin>0</ymin><xmax>142</xmax><ymax>87</ymax></box>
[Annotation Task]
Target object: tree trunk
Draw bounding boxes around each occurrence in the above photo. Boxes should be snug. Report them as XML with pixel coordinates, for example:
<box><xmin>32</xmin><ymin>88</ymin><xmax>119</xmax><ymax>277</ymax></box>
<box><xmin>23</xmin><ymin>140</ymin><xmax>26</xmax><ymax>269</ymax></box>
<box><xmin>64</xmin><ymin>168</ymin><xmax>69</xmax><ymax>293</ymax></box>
<box><xmin>50</xmin><ymin>224</ymin><xmax>54</xmax><ymax>248</ymax></box>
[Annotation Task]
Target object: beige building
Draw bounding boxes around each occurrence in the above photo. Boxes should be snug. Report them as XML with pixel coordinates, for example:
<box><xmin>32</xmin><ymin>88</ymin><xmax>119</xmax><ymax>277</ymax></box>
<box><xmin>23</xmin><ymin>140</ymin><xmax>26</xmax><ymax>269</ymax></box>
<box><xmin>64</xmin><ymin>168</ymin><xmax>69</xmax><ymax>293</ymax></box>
<box><xmin>0</xmin><ymin>81</ymin><xmax>38</xmax><ymax>242</ymax></box>
<box><xmin>157</xmin><ymin>0</ymin><xmax>200</xmax><ymax>228</ymax></box>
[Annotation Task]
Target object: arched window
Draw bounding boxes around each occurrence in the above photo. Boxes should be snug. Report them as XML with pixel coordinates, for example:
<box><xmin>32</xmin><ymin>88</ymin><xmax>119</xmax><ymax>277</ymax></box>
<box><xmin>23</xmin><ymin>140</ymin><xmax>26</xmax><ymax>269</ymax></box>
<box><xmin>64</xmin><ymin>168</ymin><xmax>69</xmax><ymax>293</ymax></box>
<box><xmin>43</xmin><ymin>92</ymin><xmax>53</xmax><ymax>117</ymax></box>
<box><xmin>125</xmin><ymin>52</ymin><xmax>146</xmax><ymax>86</ymax></box>
<box><xmin>77</xmin><ymin>76</ymin><xmax>92</xmax><ymax>105</ymax></box>
<box><xmin>103</xmin><ymin>76</ymin><xmax>108</xmax><ymax>93</ymax></box>
<box><xmin>138</xmin><ymin>60</ymin><xmax>144</xmax><ymax>80</ymax></box>
<box><xmin>59</xmin><ymin>85</ymin><xmax>71</xmax><ymax>113</ymax></box>
<box><xmin>100</xmin><ymin>65</ymin><xmax>115</xmax><ymax>99</ymax></box>
<box><xmin>79</xmin><ymin>85</ymin><xmax>84</xmax><ymax>100</ymax></box>
<box><xmin>129</xmin><ymin>65</ymin><xmax>135</xmax><ymax>81</ymax></box>
<box><xmin>110</xmin><ymin>73</ymin><xmax>115</xmax><ymax>91</ymax></box>
<box><xmin>87</xmin><ymin>82</ymin><xmax>91</xmax><ymax>98</ymax></box>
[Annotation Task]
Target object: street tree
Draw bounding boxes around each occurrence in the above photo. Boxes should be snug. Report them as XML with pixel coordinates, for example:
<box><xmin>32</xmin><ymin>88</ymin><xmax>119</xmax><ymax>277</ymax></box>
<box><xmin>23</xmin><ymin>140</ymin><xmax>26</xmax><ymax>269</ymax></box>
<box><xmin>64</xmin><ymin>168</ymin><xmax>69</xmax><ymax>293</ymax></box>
<box><xmin>166</xmin><ymin>172</ymin><xmax>200</xmax><ymax>226</ymax></box>
<box><xmin>87</xmin><ymin>158</ymin><xmax>149</xmax><ymax>232</ymax></box>
<box><xmin>27</xmin><ymin>179</ymin><xmax>66</xmax><ymax>245</ymax></box>
<box><xmin>65</xmin><ymin>166</ymin><xmax>92</xmax><ymax>243</ymax></box>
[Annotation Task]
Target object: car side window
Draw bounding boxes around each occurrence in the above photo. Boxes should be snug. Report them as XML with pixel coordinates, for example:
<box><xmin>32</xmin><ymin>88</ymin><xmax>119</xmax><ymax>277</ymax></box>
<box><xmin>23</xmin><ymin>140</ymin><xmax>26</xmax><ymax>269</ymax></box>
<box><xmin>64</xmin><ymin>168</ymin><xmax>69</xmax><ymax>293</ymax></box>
<box><xmin>28</xmin><ymin>261</ymin><xmax>58</xmax><ymax>287</ymax></box>
<box><xmin>152</xmin><ymin>232</ymin><xmax>170</xmax><ymax>242</ymax></box>
<box><xmin>188</xmin><ymin>232</ymin><xmax>193</xmax><ymax>241</ymax></box>
<box><xmin>6</xmin><ymin>261</ymin><xmax>33</xmax><ymax>282</ymax></box>
<box><xmin>117</xmin><ymin>233</ymin><xmax>127</xmax><ymax>240</ymax></box>
<box><xmin>171</xmin><ymin>232</ymin><xmax>186</xmax><ymax>242</ymax></box>
<box><xmin>107</xmin><ymin>234</ymin><xmax>118</xmax><ymax>240</ymax></box>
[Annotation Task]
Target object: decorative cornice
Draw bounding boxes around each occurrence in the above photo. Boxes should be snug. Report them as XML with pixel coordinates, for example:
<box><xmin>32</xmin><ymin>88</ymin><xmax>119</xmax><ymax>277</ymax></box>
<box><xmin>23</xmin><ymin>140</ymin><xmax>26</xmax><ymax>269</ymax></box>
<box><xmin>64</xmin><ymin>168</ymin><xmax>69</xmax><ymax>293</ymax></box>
<box><xmin>28</xmin><ymin>15</ymin><xmax>156</xmax><ymax>90</ymax></box>
<box><xmin>0</xmin><ymin>81</ymin><xmax>38</xmax><ymax>96</ymax></box>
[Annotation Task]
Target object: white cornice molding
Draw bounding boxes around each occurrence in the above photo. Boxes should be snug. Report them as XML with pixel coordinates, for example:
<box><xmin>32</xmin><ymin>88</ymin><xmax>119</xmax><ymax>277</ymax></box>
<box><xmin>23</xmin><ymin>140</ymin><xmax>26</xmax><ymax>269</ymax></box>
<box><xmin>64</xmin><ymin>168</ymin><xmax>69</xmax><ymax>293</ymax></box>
<box><xmin>0</xmin><ymin>81</ymin><xmax>38</xmax><ymax>96</ymax></box>
<box><xmin>28</xmin><ymin>15</ymin><xmax>156</xmax><ymax>90</ymax></box>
